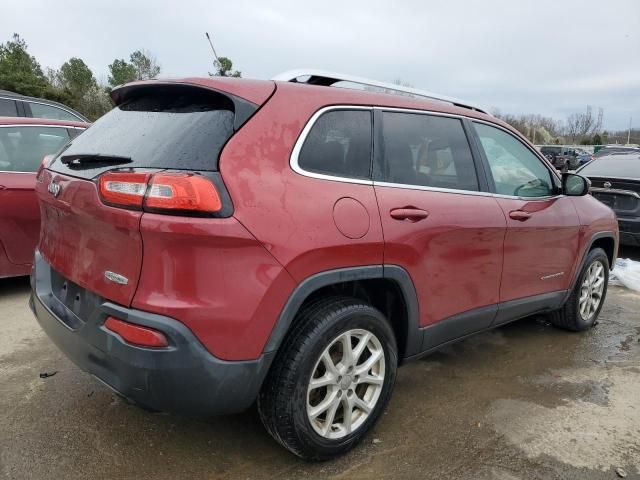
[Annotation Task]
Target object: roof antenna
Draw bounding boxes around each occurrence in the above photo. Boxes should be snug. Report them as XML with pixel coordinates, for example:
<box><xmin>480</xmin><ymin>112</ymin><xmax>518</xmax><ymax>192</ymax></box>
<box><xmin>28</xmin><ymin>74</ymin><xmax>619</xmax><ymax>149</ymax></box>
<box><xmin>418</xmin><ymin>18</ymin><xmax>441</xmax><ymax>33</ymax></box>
<box><xmin>205</xmin><ymin>32</ymin><xmax>220</xmax><ymax>64</ymax></box>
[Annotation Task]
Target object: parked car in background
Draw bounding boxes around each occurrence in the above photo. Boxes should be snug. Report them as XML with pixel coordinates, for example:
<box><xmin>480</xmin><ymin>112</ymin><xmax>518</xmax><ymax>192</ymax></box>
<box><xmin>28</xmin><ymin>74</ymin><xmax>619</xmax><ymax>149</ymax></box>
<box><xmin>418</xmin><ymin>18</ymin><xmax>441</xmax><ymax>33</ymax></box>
<box><xmin>540</xmin><ymin>145</ymin><xmax>580</xmax><ymax>170</ymax></box>
<box><xmin>594</xmin><ymin>145</ymin><xmax>640</xmax><ymax>158</ymax></box>
<box><xmin>579</xmin><ymin>152</ymin><xmax>640</xmax><ymax>246</ymax></box>
<box><xmin>30</xmin><ymin>71</ymin><xmax>617</xmax><ymax>460</ymax></box>
<box><xmin>576</xmin><ymin>148</ymin><xmax>595</xmax><ymax>167</ymax></box>
<box><xmin>0</xmin><ymin>90</ymin><xmax>89</xmax><ymax>123</ymax></box>
<box><xmin>0</xmin><ymin>117</ymin><xmax>88</xmax><ymax>278</ymax></box>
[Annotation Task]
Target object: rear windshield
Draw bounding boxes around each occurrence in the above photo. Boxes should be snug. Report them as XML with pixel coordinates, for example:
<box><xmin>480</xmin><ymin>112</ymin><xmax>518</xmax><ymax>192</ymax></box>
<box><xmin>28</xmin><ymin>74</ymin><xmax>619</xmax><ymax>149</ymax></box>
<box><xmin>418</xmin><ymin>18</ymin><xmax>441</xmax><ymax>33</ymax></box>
<box><xmin>50</xmin><ymin>86</ymin><xmax>235</xmax><ymax>178</ymax></box>
<box><xmin>579</xmin><ymin>155</ymin><xmax>640</xmax><ymax>177</ymax></box>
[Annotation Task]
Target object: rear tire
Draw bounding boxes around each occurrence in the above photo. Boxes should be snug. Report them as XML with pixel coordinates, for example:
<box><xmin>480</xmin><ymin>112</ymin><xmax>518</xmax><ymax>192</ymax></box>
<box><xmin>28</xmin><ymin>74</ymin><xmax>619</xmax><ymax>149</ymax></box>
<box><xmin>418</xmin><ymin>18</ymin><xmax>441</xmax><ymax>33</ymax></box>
<box><xmin>257</xmin><ymin>297</ymin><xmax>397</xmax><ymax>461</ymax></box>
<box><xmin>549</xmin><ymin>248</ymin><xmax>609</xmax><ymax>331</ymax></box>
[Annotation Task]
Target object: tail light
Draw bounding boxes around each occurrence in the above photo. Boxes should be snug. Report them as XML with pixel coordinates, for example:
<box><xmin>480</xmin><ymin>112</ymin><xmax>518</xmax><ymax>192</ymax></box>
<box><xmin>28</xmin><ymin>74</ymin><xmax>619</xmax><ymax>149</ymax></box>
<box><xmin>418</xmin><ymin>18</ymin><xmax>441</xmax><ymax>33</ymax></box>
<box><xmin>97</xmin><ymin>170</ymin><xmax>228</xmax><ymax>216</ymax></box>
<box><xmin>145</xmin><ymin>173</ymin><xmax>221</xmax><ymax>213</ymax></box>
<box><xmin>99</xmin><ymin>172</ymin><xmax>150</xmax><ymax>208</ymax></box>
<box><xmin>104</xmin><ymin>316</ymin><xmax>169</xmax><ymax>348</ymax></box>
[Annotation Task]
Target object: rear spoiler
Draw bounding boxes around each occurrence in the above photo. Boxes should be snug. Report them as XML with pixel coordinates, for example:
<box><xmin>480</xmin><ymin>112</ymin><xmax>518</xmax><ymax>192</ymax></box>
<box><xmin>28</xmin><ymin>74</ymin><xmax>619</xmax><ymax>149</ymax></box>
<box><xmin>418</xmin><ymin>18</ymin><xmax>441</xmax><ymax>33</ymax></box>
<box><xmin>110</xmin><ymin>79</ymin><xmax>274</xmax><ymax>131</ymax></box>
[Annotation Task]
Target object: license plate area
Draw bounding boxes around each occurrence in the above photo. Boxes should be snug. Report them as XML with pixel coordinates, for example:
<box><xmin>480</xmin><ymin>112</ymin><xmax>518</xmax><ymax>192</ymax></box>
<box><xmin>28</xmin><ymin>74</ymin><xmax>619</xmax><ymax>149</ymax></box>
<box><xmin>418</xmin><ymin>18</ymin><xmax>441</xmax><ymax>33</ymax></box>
<box><xmin>50</xmin><ymin>268</ymin><xmax>103</xmax><ymax>328</ymax></box>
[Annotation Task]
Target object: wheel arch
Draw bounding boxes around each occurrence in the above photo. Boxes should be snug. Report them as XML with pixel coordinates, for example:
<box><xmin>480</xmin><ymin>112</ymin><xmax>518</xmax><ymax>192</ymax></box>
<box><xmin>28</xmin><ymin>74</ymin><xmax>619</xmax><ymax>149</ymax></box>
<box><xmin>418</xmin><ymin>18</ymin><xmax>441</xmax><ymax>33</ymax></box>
<box><xmin>565</xmin><ymin>231</ymin><xmax>617</xmax><ymax>303</ymax></box>
<box><xmin>263</xmin><ymin>265</ymin><xmax>422</xmax><ymax>361</ymax></box>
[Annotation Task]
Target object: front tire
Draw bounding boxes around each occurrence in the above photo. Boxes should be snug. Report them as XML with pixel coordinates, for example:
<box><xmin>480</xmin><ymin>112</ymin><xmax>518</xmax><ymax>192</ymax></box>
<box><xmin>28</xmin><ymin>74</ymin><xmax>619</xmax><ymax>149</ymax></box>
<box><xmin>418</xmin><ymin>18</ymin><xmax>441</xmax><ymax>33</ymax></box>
<box><xmin>258</xmin><ymin>297</ymin><xmax>397</xmax><ymax>461</ymax></box>
<box><xmin>549</xmin><ymin>248</ymin><xmax>609</xmax><ymax>331</ymax></box>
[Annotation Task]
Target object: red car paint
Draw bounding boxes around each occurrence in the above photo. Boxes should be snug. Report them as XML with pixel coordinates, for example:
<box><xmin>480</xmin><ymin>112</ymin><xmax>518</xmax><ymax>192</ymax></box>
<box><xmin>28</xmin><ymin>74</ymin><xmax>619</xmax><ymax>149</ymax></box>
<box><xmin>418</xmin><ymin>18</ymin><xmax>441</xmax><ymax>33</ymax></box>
<box><xmin>33</xmin><ymin>77</ymin><xmax>618</xmax><ymax>364</ymax></box>
<box><xmin>0</xmin><ymin>117</ymin><xmax>88</xmax><ymax>278</ymax></box>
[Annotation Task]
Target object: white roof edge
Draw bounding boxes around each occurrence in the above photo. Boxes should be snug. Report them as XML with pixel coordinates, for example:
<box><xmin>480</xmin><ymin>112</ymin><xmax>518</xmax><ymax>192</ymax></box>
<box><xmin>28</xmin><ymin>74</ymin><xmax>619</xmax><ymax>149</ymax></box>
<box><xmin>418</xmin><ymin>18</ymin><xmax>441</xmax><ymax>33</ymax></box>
<box><xmin>271</xmin><ymin>69</ymin><xmax>488</xmax><ymax>114</ymax></box>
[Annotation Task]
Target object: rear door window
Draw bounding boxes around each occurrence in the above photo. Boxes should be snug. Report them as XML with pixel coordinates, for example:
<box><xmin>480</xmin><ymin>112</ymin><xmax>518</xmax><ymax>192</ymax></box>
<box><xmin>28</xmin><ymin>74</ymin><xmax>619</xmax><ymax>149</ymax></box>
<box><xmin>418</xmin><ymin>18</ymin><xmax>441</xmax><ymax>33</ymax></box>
<box><xmin>298</xmin><ymin>109</ymin><xmax>372</xmax><ymax>179</ymax></box>
<box><xmin>0</xmin><ymin>98</ymin><xmax>18</xmax><ymax>116</ymax></box>
<box><xmin>27</xmin><ymin>102</ymin><xmax>81</xmax><ymax>122</ymax></box>
<box><xmin>49</xmin><ymin>86</ymin><xmax>236</xmax><ymax>179</ymax></box>
<box><xmin>0</xmin><ymin>126</ymin><xmax>70</xmax><ymax>172</ymax></box>
<box><xmin>380</xmin><ymin>112</ymin><xmax>479</xmax><ymax>191</ymax></box>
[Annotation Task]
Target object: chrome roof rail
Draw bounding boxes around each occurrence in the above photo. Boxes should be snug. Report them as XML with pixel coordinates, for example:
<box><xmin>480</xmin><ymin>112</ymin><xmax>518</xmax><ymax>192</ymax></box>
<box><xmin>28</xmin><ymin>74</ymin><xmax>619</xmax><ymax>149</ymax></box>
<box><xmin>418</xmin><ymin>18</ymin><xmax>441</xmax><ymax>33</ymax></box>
<box><xmin>272</xmin><ymin>69</ymin><xmax>488</xmax><ymax>114</ymax></box>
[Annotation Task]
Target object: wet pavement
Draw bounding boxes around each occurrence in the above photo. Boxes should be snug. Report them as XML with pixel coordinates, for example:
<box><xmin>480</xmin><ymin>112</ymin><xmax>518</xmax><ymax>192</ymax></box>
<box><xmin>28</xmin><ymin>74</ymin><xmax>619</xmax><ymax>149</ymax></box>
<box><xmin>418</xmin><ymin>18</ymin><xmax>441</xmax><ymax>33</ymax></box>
<box><xmin>1</xmin><ymin>249</ymin><xmax>639</xmax><ymax>479</ymax></box>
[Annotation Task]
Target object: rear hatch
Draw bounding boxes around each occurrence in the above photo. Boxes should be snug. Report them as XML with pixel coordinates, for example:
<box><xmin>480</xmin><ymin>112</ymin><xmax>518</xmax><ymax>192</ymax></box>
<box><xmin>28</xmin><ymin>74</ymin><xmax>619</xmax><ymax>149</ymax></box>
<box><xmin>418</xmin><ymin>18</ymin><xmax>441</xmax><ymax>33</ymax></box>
<box><xmin>36</xmin><ymin>80</ymin><xmax>274</xmax><ymax>306</ymax></box>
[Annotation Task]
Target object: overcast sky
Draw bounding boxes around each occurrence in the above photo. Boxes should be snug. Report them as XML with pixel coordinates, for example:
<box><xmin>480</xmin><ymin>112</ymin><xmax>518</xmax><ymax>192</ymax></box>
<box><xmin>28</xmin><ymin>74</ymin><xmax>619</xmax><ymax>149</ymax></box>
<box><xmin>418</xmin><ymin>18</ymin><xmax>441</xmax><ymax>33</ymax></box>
<box><xmin>2</xmin><ymin>0</ymin><xmax>639</xmax><ymax>130</ymax></box>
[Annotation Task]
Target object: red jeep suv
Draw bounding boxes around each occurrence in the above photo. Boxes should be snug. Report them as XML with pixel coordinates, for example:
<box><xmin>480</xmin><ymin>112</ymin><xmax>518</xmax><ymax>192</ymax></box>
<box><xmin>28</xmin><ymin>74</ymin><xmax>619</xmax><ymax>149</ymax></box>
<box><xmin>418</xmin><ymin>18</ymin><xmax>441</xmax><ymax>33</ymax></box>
<box><xmin>30</xmin><ymin>70</ymin><xmax>618</xmax><ymax>460</ymax></box>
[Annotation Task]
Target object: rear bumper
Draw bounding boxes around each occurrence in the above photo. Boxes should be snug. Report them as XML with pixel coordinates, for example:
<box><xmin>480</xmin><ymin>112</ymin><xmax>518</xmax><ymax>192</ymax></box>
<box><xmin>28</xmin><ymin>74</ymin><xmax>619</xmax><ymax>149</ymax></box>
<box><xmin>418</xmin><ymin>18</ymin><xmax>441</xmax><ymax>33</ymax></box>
<box><xmin>30</xmin><ymin>251</ymin><xmax>273</xmax><ymax>416</ymax></box>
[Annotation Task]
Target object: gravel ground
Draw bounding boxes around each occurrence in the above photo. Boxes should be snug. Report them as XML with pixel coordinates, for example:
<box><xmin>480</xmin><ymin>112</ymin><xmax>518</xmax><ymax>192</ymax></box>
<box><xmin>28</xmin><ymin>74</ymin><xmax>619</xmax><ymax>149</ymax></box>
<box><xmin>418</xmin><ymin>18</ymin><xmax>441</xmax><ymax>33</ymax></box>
<box><xmin>1</xmin><ymin>248</ymin><xmax>639</xmax><ymax>480</ymax></box>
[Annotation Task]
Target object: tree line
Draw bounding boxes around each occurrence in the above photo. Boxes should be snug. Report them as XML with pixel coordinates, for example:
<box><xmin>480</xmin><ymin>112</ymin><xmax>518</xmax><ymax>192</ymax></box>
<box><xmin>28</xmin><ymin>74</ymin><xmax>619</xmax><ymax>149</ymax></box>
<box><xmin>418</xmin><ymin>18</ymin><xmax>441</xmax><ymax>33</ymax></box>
<box><xmin>0</xmin><ymin>33</ymin><xmax>242</xmax><ymax>121</ymax></box>
<box><xmin>0</xmin><ymin>33</ymin><xmax>633</xmax><ymax>144</ymax></box>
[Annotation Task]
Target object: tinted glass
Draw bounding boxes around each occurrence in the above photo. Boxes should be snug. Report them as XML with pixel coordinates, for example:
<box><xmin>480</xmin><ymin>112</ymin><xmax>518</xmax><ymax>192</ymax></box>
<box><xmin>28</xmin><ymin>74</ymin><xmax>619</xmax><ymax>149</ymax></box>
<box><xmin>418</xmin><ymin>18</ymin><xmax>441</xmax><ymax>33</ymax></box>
<box><xmin>28</xmin><ymin>102</ymin><xmax>81</xmax><ymax>121</ymax></box>
<box><xmin>0</xmin><ymin>126</ymin><xmax>70</xmax><ymax>172</ymax></box>
<box><xmin>579</xmin><ymin>155</ymin><xmax>640</xmax><ymax>177</ymax></box>
<box><xmin>0</xmin><ymin>98</ymin><xmax>18</xmax><ymax>116</ymax></box>
<box><xmin>474</xmin><ymin>123</ymin><xmax>554</xmax><ymax>197</ymax></box>
<box><xmin>299</xmin><ymin>110</ymin><xmax>372</xmax><ymax>179</ymax></box>
<box><xmin>381</xmin><ymin>112</ymin><xmax>479</xmax><ymax>191</ymax></box>
<box><xmin>50</xmin><ymin>87</ymin><xmax>235</xmax><ymax>179</ymax></box>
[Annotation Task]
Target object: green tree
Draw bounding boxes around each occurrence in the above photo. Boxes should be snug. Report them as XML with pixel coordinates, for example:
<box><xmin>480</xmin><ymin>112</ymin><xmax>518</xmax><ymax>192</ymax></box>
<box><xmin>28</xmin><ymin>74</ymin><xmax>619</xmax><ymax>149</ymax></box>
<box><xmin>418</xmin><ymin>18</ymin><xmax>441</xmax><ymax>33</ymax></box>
<box><xmin>592</xmin><ymin>133</ymin><xmax>602</xmax><ymax>145</ymax></box>
<box><xmin>59</xmin><ymin>58</ymin><xmax>96</xmax><ymax>99</ymax></box>
<box><xmin>211</xmin><ymin>57</ymin><xmax>241</xmax><ymax>77</ymax></box>
<box><xmin>129</xmin><ymin>50</ymin><xmax>160</xmax><ymax>80</ymax></box>
<box><xmin>108</xmin><ymin>50</ymin><xmax>161</xmax><ymax>87</ymax></box>
<box><xmin>108</xmin><ymin>59</ymin><xmax>137</xmax><ymax>87</ymax></box>
<box><xmin>76</xmin><ymin>85</ymin><xmax>113</xmax><ymax>121</ymax></box>
<box><xmin>0</xmin><ymin>33</ymin><xmax>48</xmax><ymax>96</ymax></box>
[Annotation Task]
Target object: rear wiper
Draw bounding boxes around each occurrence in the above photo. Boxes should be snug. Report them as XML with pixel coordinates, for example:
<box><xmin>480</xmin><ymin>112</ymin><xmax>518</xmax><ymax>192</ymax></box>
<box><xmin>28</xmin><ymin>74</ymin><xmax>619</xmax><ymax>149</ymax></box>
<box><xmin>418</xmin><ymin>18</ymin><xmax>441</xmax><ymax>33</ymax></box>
<box><xmin>60</xmin><ymin>154</ymin><xmax>132</xmax><ymax>166</ymax></box>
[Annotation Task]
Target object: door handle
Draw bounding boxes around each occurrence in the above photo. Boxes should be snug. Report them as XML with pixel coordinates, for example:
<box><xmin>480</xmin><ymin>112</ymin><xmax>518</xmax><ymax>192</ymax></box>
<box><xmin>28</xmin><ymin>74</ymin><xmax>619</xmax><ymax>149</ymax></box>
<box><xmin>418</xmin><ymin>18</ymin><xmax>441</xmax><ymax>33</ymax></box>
<box><xmin>390</xmin><ymin>207</ymin><xmax>429</xmax><ymax>222</ymax></box>
<box><xmin>509</xmin><ymin>210</ymin><xmax>532</xmax><ymax>221</ymax></box>
<box><xmin>0</xmin><ymin>185</ymin><xmax>6</xmax><ymax>190</ymax></box>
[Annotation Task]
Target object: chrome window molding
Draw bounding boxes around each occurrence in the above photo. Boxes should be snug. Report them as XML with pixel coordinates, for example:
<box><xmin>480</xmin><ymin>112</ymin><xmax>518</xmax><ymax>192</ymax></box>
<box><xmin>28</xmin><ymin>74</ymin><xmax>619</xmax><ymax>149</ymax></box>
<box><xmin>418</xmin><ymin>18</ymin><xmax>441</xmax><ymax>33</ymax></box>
<box><xmin>372</xmin><ymin>180</ymin><xmax>493</xmax><ymax>198</ymax></box>
<box><xmin>0</xmin><ymin>124</ymin><xmax>83</xmax><ymax>130</ymax></box>
<box><xmin>590</xmin><ymin>187</ymin><xmax>640</xmax><ymax>199</ymax></box>
<box><xmin>289</xmin><ymin>104</ymin><xmax>565</xmax><ymax>201</ymax></box>
<box><xmin>584</xmin><ymin>175</ymin><xmax>640</xmax><ymax>182</ymax></box>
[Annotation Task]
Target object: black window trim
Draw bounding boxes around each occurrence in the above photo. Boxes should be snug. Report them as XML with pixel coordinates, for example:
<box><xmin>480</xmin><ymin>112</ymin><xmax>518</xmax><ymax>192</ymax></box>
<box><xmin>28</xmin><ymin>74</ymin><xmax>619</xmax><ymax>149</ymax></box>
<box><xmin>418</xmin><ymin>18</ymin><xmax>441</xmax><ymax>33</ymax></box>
<box><xmin>468</xmin><ymin>118</ymin><xmax>564</xmax><ymax>200</ymax></box>
<box><xmin>0</xmin><ymin>124</ymin><xmax>81</xmax><ymax>174</ymax></box>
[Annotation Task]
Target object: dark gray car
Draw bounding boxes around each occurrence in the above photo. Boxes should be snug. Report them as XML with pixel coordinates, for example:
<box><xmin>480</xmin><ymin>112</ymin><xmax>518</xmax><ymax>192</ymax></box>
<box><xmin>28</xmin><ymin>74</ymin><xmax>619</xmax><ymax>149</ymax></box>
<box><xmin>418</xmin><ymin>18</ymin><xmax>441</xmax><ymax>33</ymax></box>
<box><xmin>0</xmin><ymin>90</ymin><xmax>88</xmax><ymax>122</ymax></box>
<box><xmin>579</xmin><ymin>153</ymin><xmax>640</xmax><ymax>246</ymax></box>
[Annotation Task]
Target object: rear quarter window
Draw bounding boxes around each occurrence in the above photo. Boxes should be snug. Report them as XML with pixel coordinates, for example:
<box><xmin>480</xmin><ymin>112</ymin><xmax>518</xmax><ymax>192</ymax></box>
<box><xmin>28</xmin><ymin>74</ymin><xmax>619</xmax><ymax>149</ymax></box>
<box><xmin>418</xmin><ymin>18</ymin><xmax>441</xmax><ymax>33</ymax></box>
<box><xmin>297</xmin><ymin>109</ymin><xmax>372</xmax><ymax>180</ymax></box>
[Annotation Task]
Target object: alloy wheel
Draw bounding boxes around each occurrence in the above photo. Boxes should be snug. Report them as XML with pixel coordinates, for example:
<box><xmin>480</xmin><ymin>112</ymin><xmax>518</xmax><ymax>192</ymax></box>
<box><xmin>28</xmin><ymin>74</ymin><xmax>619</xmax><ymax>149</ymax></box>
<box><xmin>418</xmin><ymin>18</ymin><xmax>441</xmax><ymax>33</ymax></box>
<box><xmin>306</xmin><ymin>329</ymin><xmax>385</xmax><ymax>439</ymax></box>
<box><xmin>579</xmin><ymin>260</ymin><xmax>605</xmax><ymax>321</ymax></box>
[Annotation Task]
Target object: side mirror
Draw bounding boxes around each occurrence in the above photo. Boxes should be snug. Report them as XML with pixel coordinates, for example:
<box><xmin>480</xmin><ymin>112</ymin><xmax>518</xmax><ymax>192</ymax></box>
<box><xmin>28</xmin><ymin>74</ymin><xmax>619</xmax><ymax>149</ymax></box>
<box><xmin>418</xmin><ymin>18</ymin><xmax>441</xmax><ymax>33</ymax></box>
<box><xmin>563</xmin><ymin>173</ymin><xmax>590</xmax><ymax>196</ymax></box>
